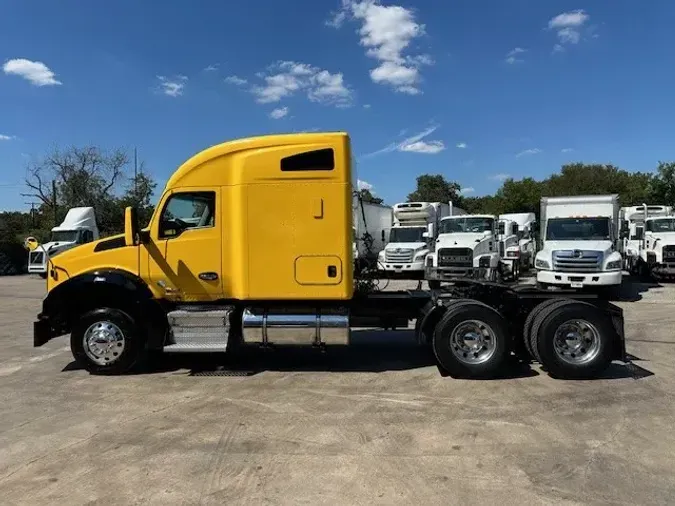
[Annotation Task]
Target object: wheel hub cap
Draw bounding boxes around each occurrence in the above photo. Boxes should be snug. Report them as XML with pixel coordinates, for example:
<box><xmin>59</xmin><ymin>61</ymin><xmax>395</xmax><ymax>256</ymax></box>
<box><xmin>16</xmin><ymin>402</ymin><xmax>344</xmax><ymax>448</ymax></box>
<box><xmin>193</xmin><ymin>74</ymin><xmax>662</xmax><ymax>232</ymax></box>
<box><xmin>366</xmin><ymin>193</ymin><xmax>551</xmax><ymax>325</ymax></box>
<box><xmin>553</xmin><ymin>319</ymin><xmax>600</xmax><ymax>365</ymax></box>
<box><xmin>83</xmin><ymin>321</ymin><xmax>125</xmax><ymax>366</ymax></box>
<box><xmin>449</xmin><ymin>319</ymin><xmax>496</xmax><ymax>365</ymax></box>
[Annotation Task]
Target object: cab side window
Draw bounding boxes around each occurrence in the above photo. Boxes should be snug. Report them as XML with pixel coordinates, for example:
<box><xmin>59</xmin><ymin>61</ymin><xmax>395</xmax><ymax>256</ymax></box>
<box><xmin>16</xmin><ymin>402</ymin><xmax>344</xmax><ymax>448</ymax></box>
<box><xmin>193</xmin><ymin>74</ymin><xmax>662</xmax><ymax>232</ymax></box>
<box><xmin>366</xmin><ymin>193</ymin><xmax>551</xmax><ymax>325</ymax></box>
<box><xmin>159</xmin><ymin>192</ymin><xmax>216</xmax><ymax>238</ymax></box>
<box><xmin>80</xmin><ymin>230</ymin><xmax>94</xmax><ymax>244</ymax></box>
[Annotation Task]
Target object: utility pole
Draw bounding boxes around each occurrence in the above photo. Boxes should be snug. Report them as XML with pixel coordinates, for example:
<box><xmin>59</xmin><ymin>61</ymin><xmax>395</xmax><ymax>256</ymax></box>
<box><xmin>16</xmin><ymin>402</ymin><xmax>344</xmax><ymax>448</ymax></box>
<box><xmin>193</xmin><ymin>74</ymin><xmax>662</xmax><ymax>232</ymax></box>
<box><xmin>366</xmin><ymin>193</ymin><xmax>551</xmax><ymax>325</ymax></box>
<box><xmin>24</xmin><ymin>202</ymin><xmax>38</xmax><ymax>227</ymax></box>
<box><xmin>134</xmin><ymin>147</ymin><xmax>138</xmax><ymax>204</ymax></box>
<box><xmin>52</xmin><ymin>180</ymin><xmax>57</xmax><ymax>227</ymax></box>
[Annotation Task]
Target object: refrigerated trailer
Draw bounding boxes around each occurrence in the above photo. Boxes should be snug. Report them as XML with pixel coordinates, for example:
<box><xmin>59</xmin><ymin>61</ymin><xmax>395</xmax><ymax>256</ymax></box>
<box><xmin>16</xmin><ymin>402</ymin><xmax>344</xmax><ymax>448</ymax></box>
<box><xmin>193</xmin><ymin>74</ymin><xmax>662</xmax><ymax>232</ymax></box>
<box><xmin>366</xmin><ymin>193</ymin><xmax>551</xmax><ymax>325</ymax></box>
<box><xmin>33</xmin><ymin>133</ymin><xmax>627</xmax><ymax>380</ymax></box>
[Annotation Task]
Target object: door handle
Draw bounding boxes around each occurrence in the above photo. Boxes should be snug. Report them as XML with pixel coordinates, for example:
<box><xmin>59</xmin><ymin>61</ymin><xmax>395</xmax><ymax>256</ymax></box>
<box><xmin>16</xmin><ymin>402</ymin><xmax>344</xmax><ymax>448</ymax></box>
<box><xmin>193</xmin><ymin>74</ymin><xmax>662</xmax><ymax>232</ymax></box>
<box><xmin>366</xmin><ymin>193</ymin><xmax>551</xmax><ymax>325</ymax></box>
<box><xmin>199</xmin><ymin>272</ymin><xmax>219</xmax><ymax>281</ymax></box>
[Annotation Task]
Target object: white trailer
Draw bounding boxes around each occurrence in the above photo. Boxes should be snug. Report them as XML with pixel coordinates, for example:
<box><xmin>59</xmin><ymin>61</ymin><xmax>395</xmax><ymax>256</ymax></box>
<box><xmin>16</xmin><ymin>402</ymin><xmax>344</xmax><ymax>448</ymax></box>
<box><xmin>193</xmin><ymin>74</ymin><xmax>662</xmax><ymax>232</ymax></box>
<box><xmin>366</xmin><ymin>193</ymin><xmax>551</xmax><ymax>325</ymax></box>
<box><xmin>377</xmin><ymin>201</ymin><xmax>450</xmax><ymax>277</ymax></box>
<box><xmin>499</xmin><ymin>212</ymin><xmax>538</xmax><ymax>275</ymax></box>
<box><xmin>27</xmin><ymin>207</ymin><xmax>100</xmax><ymax>278</ymax></box>
<box><xmin>352</xmin><ymin>197</ymin><xmax>393</xmax><ymax>271</ymax></box>
<box><xmin>535</xmin><ymin>195</ymin><xmax>623</xmax><ymax>292</ymax></box>
<box><xmin>620</xmin><ymin>204</ymin><xmax>675</xmax><ymax>279</ymax></box>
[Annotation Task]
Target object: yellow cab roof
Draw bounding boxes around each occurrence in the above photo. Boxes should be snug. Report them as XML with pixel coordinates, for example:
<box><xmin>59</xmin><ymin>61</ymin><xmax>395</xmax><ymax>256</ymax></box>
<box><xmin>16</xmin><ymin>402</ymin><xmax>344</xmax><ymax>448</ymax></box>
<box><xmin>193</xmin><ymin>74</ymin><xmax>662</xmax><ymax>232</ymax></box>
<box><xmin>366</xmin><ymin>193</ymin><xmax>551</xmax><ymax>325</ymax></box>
<box><xmin>164</xmin><ymin>131</ymin><xmax>350</xmax><ymax>191</ymax></box>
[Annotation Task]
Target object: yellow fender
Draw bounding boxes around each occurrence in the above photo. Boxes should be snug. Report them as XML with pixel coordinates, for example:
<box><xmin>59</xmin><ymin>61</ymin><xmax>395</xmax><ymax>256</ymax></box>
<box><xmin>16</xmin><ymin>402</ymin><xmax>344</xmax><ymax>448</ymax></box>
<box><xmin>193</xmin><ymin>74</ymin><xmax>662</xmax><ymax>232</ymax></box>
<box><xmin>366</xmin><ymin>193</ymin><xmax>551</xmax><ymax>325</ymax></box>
<box><xmin>24</xmin><ymin>237</ymin><xmax>39</xmax><ymax>251</ymax></box>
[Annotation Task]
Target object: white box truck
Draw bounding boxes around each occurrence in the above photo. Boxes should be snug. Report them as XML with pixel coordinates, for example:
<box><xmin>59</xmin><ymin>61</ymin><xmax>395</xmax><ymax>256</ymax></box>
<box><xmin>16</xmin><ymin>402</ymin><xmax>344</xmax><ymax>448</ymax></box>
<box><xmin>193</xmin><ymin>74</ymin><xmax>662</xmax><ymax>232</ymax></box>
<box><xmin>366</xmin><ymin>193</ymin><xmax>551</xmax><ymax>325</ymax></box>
<box><xmin>620</xmin><ymin>204</ymin><xmax>675</xmax><ymax>279</ymax></box>
<box><xmin>535</xmin><ymin>195</ymin><xmax>623</xmax><ymax>291</ymax></box>
<box><xmin>352</xmin><ymin>197</ymin><xmax>393</xmax><ymax>272</ymax></box>
<box><xmin>377</xmin><ymin>202</ymin><xmax>450</xmax><ymax>277</ymax></box>
<box><xmin>27</xmin><ymin>207</ymin><xmax>100</xmax><ymax>278</ymax></box>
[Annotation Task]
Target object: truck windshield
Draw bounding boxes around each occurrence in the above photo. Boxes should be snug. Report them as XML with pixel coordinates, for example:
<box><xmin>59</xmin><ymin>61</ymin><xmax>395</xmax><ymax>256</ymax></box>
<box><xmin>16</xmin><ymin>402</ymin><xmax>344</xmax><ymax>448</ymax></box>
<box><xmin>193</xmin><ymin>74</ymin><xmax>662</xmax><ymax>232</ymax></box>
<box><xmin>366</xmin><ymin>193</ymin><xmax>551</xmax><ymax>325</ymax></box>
<box><xmin>647</xmin><ymin>219</ymin><xmax>675</xmax><ymax>232</ymax></box>
<box><xmin>50</xmin><ymin>230</ymin><xmax>79</xmax><ymax>242</ymax></box>
<box><xmin>440</xmin><ymin>218</ymin><xmax>494</xmax><ymax>234</ymax></box>
<box><xmin>546</xmin><ymin>218</ymin><xmax>610</xmax><ymax>241</ymax></box>
<box><xmin>389</xmin><ymin>227</ymin><xmax>426</xmax><ymax>243</ymax></box>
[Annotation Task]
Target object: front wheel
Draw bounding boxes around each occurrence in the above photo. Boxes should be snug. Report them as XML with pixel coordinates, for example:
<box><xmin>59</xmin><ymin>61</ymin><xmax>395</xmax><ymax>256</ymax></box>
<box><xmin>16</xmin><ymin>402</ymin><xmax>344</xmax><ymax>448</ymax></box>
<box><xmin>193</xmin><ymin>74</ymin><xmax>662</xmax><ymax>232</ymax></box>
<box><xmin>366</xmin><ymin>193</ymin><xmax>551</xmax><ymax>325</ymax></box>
<box><xmin>428</xmin><ymin>280</ymin><xmax>441</xmax><ymax>290</ymax></box>
<box><xmin>70</xmin><ymin>308</ymin><xmax>144</xmax><ymax>375</ymax></box>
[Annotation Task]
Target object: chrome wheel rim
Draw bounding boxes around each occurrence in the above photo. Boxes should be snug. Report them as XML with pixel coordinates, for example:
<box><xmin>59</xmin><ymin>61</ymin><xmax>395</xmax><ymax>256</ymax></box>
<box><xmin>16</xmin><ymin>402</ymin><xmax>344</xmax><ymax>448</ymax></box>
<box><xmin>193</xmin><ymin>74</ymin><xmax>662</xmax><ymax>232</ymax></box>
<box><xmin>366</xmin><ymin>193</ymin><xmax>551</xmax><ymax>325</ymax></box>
<box><xmin>83</xmin><ymin>321</ymin><xmax>125</xmax><ymax>366</ymax></box>
<box><xmin>553</xmin><ymin>319</ymin><xmax>600</xmax><ymax>365</ymax></box>
<box><xmin>449</xmin><ymin>319</ymin><xmax>496</xmax><ymax>364</ymax></box>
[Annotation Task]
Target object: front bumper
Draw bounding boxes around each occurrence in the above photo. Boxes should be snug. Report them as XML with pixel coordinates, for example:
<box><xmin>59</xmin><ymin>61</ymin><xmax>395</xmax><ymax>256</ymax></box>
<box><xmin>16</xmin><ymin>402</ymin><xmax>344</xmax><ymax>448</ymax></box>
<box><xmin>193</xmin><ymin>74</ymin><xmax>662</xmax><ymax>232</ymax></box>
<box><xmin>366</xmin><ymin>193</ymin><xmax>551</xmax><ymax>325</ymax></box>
<box><xmin>425</xmin><ymin>266</ymin><xmax>474</xmax><ymax>280</ymax></box>
<box><xmin>537</xmin><ymin>269</ymin><xmax>622</xmax><ymax>287</ymax></box>
<box><xmin>378</xmin><ymin>260</ymin><xmax>425</xmax><ymax>273</ymax></box>
<box><xmin>33</xmin><ymin>315</ymin><xmax>55</xmax><ymax>347</ymax></box>
<box><xmin>651</xmin><ymin>263</ymin><xmax>675</xmax><ymax>276</ymax></box>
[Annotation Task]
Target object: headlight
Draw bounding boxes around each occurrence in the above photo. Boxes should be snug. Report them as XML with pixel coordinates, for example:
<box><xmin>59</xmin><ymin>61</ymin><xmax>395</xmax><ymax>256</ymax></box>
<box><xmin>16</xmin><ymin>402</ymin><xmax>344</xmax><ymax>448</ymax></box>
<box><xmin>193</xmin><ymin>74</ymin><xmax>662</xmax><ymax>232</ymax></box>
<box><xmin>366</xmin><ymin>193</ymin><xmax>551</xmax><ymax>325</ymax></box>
<box><xmin>478</xmin><ymin>256</ymin><xmax>491</xmax><ymax>268</ymax></box>
<box><xmin>414</xmin><ymin>252</ymin><xmax>426</xmax><ymax>262</ymax></box>
<box><xmin>378</xmin><ymin>251</ymin><xmax>385</xmax><ymax>260</ymax></box>
<box><xmin>606</xmin><ymin>260</ymin><xmax>622</xmax><ymax>270</ymax></box>
<box><xmin>506</xmin><ymin>250</ymin><xmax>519</xmax><ymax>258</ymax></box>
<box><xmin>535</xmin><ymin>259</ymin><xmax>550</xmax><ymax>269</ymax></box>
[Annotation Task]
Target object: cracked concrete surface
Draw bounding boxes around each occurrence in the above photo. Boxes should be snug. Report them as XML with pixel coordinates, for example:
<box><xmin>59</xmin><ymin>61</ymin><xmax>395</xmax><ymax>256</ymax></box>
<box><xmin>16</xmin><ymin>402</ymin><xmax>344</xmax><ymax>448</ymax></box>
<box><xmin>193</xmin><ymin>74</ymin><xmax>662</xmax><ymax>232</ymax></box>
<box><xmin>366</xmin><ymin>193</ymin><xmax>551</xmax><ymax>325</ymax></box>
<box><xmin>1</xmin><ymin>275</ymin><xmax>674</xmax><ymax>505</ymax></box>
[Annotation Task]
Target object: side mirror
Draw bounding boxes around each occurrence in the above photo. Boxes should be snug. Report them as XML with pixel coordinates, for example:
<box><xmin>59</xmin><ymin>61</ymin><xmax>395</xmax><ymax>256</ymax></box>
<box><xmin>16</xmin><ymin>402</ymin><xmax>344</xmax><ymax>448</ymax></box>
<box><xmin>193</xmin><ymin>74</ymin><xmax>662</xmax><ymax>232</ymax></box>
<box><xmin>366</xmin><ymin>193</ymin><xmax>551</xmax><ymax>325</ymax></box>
<box><xmin>381</xmin><ymin>229</ymin><xmax>386</xmax><ymax>242</ymax></box>
<box><xmin>422</xmin><ymin>232</ymin><xmax>430</xmax><ymax>239</ymax></box>
<box><xmin>427</xmin><ymin>223</ymin><xmax>434</xmax><ymax>238</ymax></box>
<box><xmin>124</xmin><ymin>206</ymin><xmax>139</xmax><ymax>247</ymax></box>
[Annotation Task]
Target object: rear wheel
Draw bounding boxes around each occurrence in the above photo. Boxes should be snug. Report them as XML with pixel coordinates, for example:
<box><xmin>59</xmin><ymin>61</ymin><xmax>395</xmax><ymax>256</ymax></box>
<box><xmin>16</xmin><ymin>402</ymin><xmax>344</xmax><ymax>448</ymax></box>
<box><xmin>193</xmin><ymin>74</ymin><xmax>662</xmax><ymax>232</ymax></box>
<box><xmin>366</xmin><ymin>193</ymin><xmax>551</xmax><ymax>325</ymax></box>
<box><xmin>70</xmin><ymin>308</ymin><xmax>144</xmax><ymax>375</ymax></box>
<box><xmin>530</xmin><ymin>301</ymin><xmax>615</xmax><ymax>379</ymax></box>
<box><xmin>428</xmin><ymin>280</ymin><xmax>441</xmax><ymax>290</ymax></box>
<box><xmin>522</xmin><ymin>298</ymin><xmax>567</xmax><ymax>360</ymax></box>
<box><xmin>432</xmin><ymin>300</ymin><xmax>509</xmax><ymax>378</ymax></box>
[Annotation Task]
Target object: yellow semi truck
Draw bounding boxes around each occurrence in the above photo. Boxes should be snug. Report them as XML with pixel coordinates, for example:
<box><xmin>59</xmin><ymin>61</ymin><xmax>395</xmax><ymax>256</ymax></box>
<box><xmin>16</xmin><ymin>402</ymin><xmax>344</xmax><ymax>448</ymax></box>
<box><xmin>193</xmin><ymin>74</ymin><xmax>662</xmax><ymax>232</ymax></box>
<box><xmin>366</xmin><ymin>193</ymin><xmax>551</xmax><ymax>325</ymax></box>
<box><xmin>33</xmin><ymin>132</ymin><xmax>627</xmax><ymax>379</ymax></box>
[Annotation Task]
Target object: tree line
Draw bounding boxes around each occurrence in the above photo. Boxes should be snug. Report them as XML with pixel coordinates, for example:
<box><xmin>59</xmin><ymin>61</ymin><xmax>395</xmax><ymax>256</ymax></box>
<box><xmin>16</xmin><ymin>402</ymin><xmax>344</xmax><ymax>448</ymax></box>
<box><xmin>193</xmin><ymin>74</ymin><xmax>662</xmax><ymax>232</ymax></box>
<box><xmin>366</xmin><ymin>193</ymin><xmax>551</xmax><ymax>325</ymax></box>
<box><xmin>2</xmin><ymin>144</ymin><xmax>675</xmax><ymax>254</ymax></box>
<box><xmin>360</xmin><ymin>162</ymin><xmax>675</xmax><ymax>215</ymax></box>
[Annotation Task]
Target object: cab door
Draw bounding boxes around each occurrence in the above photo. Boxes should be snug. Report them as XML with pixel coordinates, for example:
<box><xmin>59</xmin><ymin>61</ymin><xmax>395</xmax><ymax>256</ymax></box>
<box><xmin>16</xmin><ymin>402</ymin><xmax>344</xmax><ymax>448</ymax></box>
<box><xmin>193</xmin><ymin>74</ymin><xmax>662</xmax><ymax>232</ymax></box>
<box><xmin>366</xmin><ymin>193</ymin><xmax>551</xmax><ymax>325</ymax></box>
<box><xmin>145</xmin><ymin>189</ymin><xmax>223</xmax><ymax>302</ymax></box>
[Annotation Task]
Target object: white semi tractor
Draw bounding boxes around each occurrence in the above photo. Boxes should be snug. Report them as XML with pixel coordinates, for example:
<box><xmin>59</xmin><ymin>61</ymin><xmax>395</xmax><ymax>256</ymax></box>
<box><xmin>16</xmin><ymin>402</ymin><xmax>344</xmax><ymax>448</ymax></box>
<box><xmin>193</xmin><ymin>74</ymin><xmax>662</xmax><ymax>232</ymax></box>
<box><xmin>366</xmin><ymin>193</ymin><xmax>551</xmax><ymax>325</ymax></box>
<box><xmin>27</xmin><ymin>207</ymin><xmax>100</xmax><ymax>278</ymax></box>
<box><xmin>535</xmin><ymin>195</ymin><xmax>623</xmax><ymax>292</ymax></box>
<box><xmin>352</xmin><ymin>197</ymin><xmax>393</xmax><ymax>272</ymax></box>
<box><xmin>426</xmin><ymin>212</ymin><xmax>511</xmax><ymax>286</ymax></box>
<box><xmin>498</xmin><ymin>212</ymin><xmax>538</xmax><ymax>278</ymax></box>
<box><xmin>620</xmin><ymin>204</ymin><xmax>675</xmax><ymax>279</ymax></box>
<box><xmin>378</xmin><ymin>202</ymin><xmax>450</xmax><ymax>278</ymax></box>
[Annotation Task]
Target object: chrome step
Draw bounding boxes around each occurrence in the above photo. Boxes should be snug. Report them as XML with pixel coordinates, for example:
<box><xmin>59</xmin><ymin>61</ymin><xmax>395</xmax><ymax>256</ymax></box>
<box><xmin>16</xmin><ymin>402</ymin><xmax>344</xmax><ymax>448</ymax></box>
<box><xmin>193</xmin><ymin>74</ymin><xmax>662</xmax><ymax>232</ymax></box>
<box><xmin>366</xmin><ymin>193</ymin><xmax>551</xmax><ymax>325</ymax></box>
<box><xmin>164</xmin><ymin>306</ymin><xmax>233</xmax><ymax>352</ymax></box>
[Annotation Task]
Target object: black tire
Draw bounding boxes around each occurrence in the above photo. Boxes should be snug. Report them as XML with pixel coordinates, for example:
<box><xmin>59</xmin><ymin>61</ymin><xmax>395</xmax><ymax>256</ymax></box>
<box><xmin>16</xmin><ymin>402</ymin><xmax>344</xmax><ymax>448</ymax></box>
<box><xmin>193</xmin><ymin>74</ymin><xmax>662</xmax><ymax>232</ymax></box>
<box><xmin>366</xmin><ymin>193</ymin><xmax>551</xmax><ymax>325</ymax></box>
<box><xmin>428</xmin><ymin>280</ymin><xmax>441</xmax><ymax>290</ymax></box>
<box><xmin>522</xmin><ymin>298</ymin><xmax>567</xmax><ymax>360</ymax></box>
<box><xmin>70</xmin><ymin>308</ymin><xmax>144</xmax><ymax>375</ymax></box>
<box><xmin>530</xmin><ymin>301</ymin><xmax>615</xmax><ymax>379</ymax></box>
<box><xmin>432</xmin><ymin>300</ymin><xmax>509</xmax><ymax>378</ymax></box>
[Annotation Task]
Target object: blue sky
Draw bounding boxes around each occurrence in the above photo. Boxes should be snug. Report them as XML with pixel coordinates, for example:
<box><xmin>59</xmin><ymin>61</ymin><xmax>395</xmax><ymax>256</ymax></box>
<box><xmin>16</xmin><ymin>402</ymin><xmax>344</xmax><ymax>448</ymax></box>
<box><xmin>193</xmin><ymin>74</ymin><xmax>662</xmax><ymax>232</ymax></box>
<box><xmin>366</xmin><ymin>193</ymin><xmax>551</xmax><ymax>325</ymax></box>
<box><xmin>2</xmin><ymin>0</ymin><xmax>675</xmax><ymax>211</ymax></box>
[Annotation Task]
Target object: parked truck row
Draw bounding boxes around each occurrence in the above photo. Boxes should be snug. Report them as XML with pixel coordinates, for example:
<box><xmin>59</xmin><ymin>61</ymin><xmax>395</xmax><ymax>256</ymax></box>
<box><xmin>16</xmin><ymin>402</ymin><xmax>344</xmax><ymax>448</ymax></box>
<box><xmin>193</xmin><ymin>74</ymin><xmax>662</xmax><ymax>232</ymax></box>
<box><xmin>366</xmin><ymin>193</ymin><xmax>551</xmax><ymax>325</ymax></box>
<box><xmin>31</xmin><ymin>132</ymin><xmax>629</xmax><ymax>381</ymax></box>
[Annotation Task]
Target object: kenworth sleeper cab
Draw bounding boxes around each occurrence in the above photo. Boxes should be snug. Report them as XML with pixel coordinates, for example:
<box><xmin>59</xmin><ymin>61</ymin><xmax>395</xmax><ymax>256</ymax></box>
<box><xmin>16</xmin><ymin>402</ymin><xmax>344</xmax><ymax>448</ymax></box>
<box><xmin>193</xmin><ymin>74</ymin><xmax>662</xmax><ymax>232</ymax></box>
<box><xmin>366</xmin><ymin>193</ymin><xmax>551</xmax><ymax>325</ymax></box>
<box><xmin>33</xmin><ymin>133</ymin><xmax>627</xmax><ymax>379</ymax></box>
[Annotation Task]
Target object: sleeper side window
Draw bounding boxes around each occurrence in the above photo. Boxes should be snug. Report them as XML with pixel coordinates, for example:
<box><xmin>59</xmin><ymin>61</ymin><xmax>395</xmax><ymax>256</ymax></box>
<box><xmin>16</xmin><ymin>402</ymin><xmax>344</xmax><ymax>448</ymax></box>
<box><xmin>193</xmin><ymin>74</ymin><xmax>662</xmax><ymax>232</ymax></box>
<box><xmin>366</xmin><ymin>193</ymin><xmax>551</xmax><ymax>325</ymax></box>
<box><xmin>159</xmin><ymin>192</ymin><xmax>216</xmax><ymax>239</ymax></box>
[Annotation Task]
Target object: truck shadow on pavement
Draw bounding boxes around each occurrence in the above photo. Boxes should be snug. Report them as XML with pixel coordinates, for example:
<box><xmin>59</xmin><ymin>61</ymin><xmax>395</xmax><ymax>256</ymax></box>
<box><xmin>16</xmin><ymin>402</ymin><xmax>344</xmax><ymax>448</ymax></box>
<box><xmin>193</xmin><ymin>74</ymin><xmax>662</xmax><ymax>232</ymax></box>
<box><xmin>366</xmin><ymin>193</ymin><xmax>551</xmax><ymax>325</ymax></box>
<box><xmin>616</xmin><ymin>275</ymin><xmax>663</xmax><ymax>302</ymax></box>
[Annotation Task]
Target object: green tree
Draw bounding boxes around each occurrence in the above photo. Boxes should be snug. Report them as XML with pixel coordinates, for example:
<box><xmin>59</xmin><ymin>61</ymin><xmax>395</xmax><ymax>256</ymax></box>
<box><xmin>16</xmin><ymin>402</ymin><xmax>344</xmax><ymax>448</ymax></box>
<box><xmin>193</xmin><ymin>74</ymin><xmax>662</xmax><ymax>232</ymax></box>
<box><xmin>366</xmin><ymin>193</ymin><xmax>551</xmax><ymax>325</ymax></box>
<box><xmin>649</xmin><ymin>161</ymin><xmax>675</xmax><ymax>206</ymax></box>
<box><xmin>495</xmin><ymin>177</ymin><xmax>544</xmax><ymax>214</ymax></box>
<box><xmin>406</xmin><ymin>174</ymin><xmax>462</xmax><ymax>205</ymax></box>
<box><xmin>358</xmin><ymin>188</ymin><xmax>384</xmax><ymax>205</ymax></box>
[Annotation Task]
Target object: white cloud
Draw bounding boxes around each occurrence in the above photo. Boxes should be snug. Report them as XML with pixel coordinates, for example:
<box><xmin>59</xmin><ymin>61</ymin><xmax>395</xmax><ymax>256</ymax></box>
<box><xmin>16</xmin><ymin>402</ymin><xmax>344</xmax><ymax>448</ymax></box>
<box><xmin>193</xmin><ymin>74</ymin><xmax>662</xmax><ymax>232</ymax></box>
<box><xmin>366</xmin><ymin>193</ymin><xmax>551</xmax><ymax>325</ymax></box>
<box><xmin>329</xmin><ymin>1</ymin><xmax>431</xmax><ymax>95</ymax></box>
<box><xmin>516</xmin><ymin>148</ymin><xmax>542</xmax><ymax>158</ymax></box>
<box><xmin>362</xmin><ymin>125</ymin><xmax>445</xmax><ymax>157</ymax></box>
<box><xmin>548</xmin><ymin>10</ymin><xmax>590</xmax><ymax>49</ymax></box>
<box><xmin>459</xmin><ymin>187</ymin><xmax>475</xmax><ymax>194</ymax></box>
<box><xmin>157</xmin><ymin>75</ymin><xmax>187</xmax><ymax>97</ymax></box>
<box><xmin>456</xmin><ymin>142</ymin><xmax>467</xmax><ymax>149</ymax></box>
<box><xmin>2</xmin><ymin>58</ymin><xmax>61</xmax><ymax>86</ymax></box>
<box><xmin>269</xmin><ymin>106</ymin><xmax>289</xmax><ymax>119</ymax></box>
<box><xmin>357</xmin><ymin>179</ymin><xmax>373</xmax><ymax>191</ymax></box>
<box><xmin>0</xmin><ymin>134</ymin><xmax>15</xmax><ymax>141</ymax></box>
<box><xmin>505</xmin><ymin>47</ymin><xmax>526</xmax><ymax>64</ymax></box>
<box><xmin>490</xmin><ymin>173</ymin><xmax>511</xmax><ymax>182</ymax></box>
<box><xmin>251</xmin><ymin>61</ymin><xmax>352</xmax><ymax>107</ymax></box>
<box><xmin>561</xmin><ymin>148</ymin><xmax>574</xmax><ymax>153</ymax></box>
<box><xmin>204</xmin><ymin>64</ymin><xmax>219</xmax><ymax>72</ymax></box>
<box><xmin>224</xmin><ymin>75</ymin><xmax>248</xmax><ymax>86</ymax></box>
<box><xmin>363</xmin><ymin>104</ymin><xmax>371</xmax><ymax>109</ymax></box>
